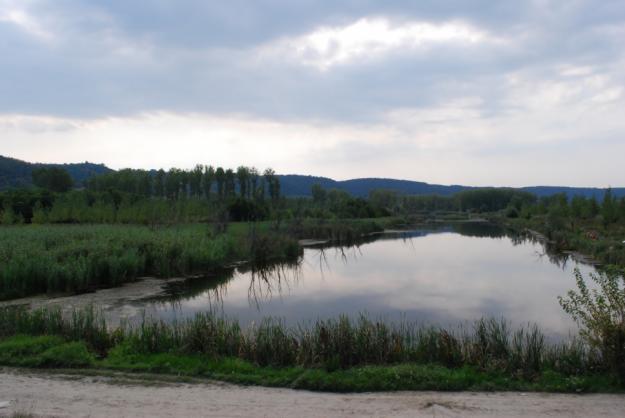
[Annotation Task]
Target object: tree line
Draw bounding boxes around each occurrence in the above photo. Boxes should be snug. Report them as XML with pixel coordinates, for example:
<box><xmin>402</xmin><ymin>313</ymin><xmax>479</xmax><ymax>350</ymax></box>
<box><xmin>0</xmin><ymin>164</ymin><xmax>281</xmax><ymax>225</ymax></box>
<box><xmin>3</xmin><ymin>165</ymin><xmax>624</xmax><ymax>228</ymax></box>
<box><xmin>86</xmin><ymin>165</ymin><xmax>280</xmax><ymax>201</ymax></box>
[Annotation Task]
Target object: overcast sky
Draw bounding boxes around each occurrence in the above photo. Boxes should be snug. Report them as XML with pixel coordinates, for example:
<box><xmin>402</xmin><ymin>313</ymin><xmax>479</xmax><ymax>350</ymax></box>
<box><xmin>1</xmin><ymin>0</ymin><xmax>624</xmax><ymax>187</ymax></box>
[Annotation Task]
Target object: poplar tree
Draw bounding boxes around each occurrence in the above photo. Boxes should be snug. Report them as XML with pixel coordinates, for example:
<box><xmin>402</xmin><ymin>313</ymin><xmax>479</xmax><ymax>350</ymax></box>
<box><xmin>236</xmin><ymin>166</ymin><xmax>249</xmax><ymax>198</ymax></box>
<box><xmin>203</xmin><ymin>165</ymin><xmax>215</xmax><ymax>199</ymax></box>
<box><xmin>225</xmin><ymin>169</ymin><xmax>236</xmax><ymax>197</ymax></box>
<box><xmin>215</xmin><ymin>167</ymin><xmax>225</xmax><ymax>200</ymax></box>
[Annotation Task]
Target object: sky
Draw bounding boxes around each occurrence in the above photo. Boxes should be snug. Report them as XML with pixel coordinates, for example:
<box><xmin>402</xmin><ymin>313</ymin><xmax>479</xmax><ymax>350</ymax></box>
<box><xmin>1</xmin><ymin>0</ymin><xmax>624</xmax><ymax>187</ymax></box>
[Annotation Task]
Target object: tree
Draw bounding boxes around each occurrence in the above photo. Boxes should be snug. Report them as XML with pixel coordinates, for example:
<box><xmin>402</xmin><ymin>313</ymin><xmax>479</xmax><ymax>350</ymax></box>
<box><xmin>215</xmin><ymin>167</ymin><xmax>225</xmax><ymax>199</ymax></box>
<box><xmin>203</xmin><ymin>166</ymin><xmax>215</xmax><ymax>199</ymax></box>
<box><xmin>311</xmin><ymin>184</ymin><xmax>327</xmax><ymax>204</ymax></box>
<box><xmin>137</xmin><ymin>170</ymin><xmax>152</xmax><ymax>196</ymax></box>
<box><xmin>570</xmin><ymin>195</ymin><xmax>586</xmax><ymax>219</ymax></box>
<box><xmin>263</xmin><ymin>168</ymin><xmax>280</xmax><ymax>201</ymax></box>
<box><xmin>369</xmin><ymin>189</ymin><xmax>398</xmax><ymax>213</ymax></box>
<box><xmin>190</xmin><ymin>165</ymin><xmax>204</xmax><ymax>197</ymax></box>
<box><xmin>165</xmin><ymin>168</ymin><xmax>181</xmax><ymax>199</ymax></box>
<box><xmin>31</xmin><ymin>201</ymin><xmax>48</xmax><ymax>224</ymax></box>
<box><xmin>602</xmin><ymin>188</ymin><xmax>617</xmax><ymax>226</ymax></box>
<box><xmin>236</xmin><ymin>166</ymin><xmax>249</xmax><ymax>198</ymax></box>
<box><xmin>154</xmin><ymin>169</ymin><xmax>165</xmax><ymax>198</ymax></box>
<box><xmin>225</xmin><ymin>169</ymin><xmax>236</xmax><ymax>197</ymax></box>
<box><xmin>249</xmin><ymin>168</ymin><xmax>260</xmax><ymax>200</ymax></box>
<box><xmin>32</xmin><ymin>167</ymin><xmax>73</xmax><ymax>193</ymax></box>
<box><xmin>589</xmin><ymin>197</ymin><xmax>600</xmax><ymax>218</ymax></box>
<box><xmin>179</xmin><ymin>170</ymin><xmax>190</xmax><ymax>198</ymax></box>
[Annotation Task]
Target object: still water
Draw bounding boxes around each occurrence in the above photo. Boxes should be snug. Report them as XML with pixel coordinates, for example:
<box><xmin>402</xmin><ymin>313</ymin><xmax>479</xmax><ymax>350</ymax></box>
<box><xmin>142</xmin><ymin>223</ymin><xmax>595</xmax><ymax>337</ymax></box>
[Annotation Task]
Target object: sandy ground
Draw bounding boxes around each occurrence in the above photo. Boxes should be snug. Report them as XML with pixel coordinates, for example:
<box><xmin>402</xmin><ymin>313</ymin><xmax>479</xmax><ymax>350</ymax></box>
<box><xmin>1</xmin><ymin>369</ymin><xmax>625</xmax><ymax>418</ymax></box>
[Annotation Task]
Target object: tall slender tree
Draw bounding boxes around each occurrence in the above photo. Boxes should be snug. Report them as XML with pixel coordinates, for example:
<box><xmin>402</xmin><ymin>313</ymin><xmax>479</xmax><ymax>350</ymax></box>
<box><xmin>249</xmin><ymin>168</ymin><xmax>259</xmax><ymax>200</ymax></box>
<box><xmin>225</xmin><ymin>169</ymin><xmax>236</xmax><ymax>197</ymax></box>
<box><xmin>203</xmin><ymin>165</ymin><xmax>215</xmax><ymax>199</ymax></box>
<box><xmin>263</xmin><ymin>168</ymin><xmax>280</xmax><ymax>201</ymax></box>
<box><xmin>165</xmin><ymin>168</ymin><xmax>181</xmax><ymax>199</ymax></box>
<box><xmin>236</xmin><ymin>166</ymin><xmax>249</xmax><ymax>198</ymax></box>
<box><xmin>215</xmin><ymin>167</ymin><xmax>225</xmax><ymax>200</ymax></box>
<box><xmin>190</xmin><ymin>164</ymin><xmax>204</xmax><ymax>197</ymax></box>
<box><xmin>154</xmin><ymin>169</ymin><xmax>165</xmax><ymax>198</ymax></box>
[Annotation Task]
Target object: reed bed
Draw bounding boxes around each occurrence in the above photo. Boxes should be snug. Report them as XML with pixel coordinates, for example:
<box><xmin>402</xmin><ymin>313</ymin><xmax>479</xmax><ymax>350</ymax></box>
<box><xmin>0</xmin><ymin>224</ymin><xmax>300</xmax><ymax>300</ymax></box>
<box><xmin>0</xmin><ymin>306</ymin><xmax>606</xmax><ymax>378</ymax></box>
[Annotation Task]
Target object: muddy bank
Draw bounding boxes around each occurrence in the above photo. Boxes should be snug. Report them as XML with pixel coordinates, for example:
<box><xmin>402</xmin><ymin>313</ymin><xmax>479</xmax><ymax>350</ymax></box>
<box><xmin>0</xmin><ymin>278</ymin><xmax>179</xmax><ymax>325</ymax></box>
<box><xmin>1</xmin><ymin>368</ymin><xmax>625</xmax><ymax>418</ymax></box>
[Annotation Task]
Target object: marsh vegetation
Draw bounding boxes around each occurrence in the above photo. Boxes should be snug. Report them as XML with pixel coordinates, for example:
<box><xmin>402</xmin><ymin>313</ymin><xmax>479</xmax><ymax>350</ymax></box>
<box><xmin>1</xmin><ymin>165</ymin><xmax>624</xmax><ymax>392</ymax></box>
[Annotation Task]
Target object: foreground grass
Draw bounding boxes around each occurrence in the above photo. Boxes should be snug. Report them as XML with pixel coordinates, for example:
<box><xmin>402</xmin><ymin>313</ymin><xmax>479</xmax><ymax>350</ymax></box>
<box><xmin>0</xmin><ymin>335</ymin><xmax>620</xmax><ymax>393</ymax></box>
<box><xmin>1</xmin><ymin>306</ymin><xmax>623</xmax><ymax>393</ymax></box>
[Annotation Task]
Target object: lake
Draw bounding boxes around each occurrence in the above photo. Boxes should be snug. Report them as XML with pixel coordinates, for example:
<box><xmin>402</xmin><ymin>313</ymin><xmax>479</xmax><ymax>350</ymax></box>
<box><xmin>142</xmin><ymin>223</ymin><xmax>595</xmax><ymax>337</ymax></box>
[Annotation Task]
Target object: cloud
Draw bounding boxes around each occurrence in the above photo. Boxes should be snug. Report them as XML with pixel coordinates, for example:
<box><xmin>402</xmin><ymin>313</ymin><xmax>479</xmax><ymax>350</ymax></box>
<box><xmin>0</xmin><ymin>6</ymin><xmax>53</xmax><ymax>42</ymax></box>
<box><xmin>0</xmin><ymin>0</ymin><xmax>624</xmax><ymax>186</ymax></box>
<box><xmin>261</xmin><ymin>18</ymin><xmax>494</xmax><ymax>70</ymax></box>
<box><xmin>2</xmin><ymin>101</ymin><xmax>624</xmax><ymax>187</ymax></box>
<box><xmin>1</xmin><ymin>0</ymin><xmax>623</xmax><ymax>121</ymax></box>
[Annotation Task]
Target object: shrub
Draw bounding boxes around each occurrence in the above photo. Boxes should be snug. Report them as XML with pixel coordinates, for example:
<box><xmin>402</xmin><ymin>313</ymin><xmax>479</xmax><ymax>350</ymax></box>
<box><xmin>559</xmin><ymin>267</ymin><xmax>625</xmax><ymax>380</ymax></box>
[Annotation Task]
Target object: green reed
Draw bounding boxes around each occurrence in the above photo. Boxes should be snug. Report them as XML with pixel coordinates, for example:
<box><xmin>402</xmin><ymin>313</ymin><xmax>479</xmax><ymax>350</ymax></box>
<box><xmin>0</xmin><ymin>224</ymin><xmax>301</xmax><ymax>299</ymax></box>
<box><xmin>0</xmin><ymin>306</ymin><xmax>608</xmax><ymax>378</ymax></box>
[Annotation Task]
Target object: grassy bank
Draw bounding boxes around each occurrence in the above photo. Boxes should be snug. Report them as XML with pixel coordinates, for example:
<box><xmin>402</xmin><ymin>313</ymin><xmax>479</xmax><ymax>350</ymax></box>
<box><xmin>500</xmin><ymin>215</ymin><xmax>625</xmax><ymax>268</ymax></box>
<box><xmin>0</xmin><ymin>223</ymin><xmax>300</xmax><ymax>300</ymax></box>
<box><xmin>0</xmin><ymin>218</ymin><xmax>393</xmax><ymax>300</ymax></box>
<box><xmin>0</xmin><ymin>306</ymin><xmax>622</xmax><ymax>393</ymax></box>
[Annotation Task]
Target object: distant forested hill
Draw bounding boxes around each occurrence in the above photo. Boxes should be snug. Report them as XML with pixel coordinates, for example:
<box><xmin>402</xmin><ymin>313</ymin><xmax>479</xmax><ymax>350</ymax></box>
<box><xmin>519</xmin><ymin>186</ymin><xmax>624</xmax><ymax>200</ymax></box>
<box><xmin>0</xmin><ymin>155</ymin><xmax>112</xmax><ymax>190</ymax></box>
<box><xmin>278</xmin><ymin>175</ymin><xmax>471</xmax><ymax>197</ymax></box>
<box><xmin>1</xmin><ymin>155</ymin><xmax>623</xmax><ymax>198</ymax></box>
<box><xmin>278</xmin><ymin>174</ymin><xmax>625</xmax><ymax>199</ymax></box>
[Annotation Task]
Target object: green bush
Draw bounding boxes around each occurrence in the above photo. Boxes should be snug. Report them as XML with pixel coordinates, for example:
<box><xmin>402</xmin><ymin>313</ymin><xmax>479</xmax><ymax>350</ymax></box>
<box><xmin>559</xmin><ymin>268</ymin><xmax>625</xmax><ymax>380</ymax></box>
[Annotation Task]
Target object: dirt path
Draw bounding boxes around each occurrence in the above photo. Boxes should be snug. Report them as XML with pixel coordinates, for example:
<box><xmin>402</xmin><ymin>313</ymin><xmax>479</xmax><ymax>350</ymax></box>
<box><xmin>1</xmin><ymin>369</ymin><xmax>625</xmax><ymax>418</ymax></box>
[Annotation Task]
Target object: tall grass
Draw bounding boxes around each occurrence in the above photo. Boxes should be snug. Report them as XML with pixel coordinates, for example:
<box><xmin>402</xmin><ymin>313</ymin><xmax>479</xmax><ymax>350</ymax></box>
<box><xmin>0</xmin><ymin>306</ymin><xmax>610</xmax><ymax>378</ymax></box>
<box><xmin>0</xmin><ymin>224</ymin><xmax>301</xmax><ymax>300</ymax></box>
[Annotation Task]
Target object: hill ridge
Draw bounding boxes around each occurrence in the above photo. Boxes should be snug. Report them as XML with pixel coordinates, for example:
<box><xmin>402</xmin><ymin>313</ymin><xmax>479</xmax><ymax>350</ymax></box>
<box><xmin>1</xmin><ymin>155</ymin><xmax>623</xmax><ymax>199</ymax></box>
<box><xmin>0</xmin><ymin>155</ymin><xmax>112</xmax><ymax>189</ymax></box>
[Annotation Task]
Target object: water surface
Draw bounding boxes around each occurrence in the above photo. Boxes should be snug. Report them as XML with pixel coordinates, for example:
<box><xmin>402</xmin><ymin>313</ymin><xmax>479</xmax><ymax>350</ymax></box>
<box><xmin>142</xmin><ymin>223</ymin><xmax>595</xmax><ymax>337</ymax></box>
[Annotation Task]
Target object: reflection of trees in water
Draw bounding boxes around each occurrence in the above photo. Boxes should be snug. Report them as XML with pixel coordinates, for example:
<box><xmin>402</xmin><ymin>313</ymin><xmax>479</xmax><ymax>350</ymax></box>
<box><xmin>510</xmin><ymin>230</ymin><xmax>572</xmax><ymax>269</ymax></box>
<box><xmin>307</xmin><ymin>221</ymin><xmax>580</xmax><ymax>271</ymax></box>
<box><xmin>536</xmin><ymin>242</ymin><xmax>572</xmax><ymax>269</ymax></box>
<box><xmin>451</xmin><ymin>222</ymin><xmax>506</xmax><ymax>238</ymax></box>
<box><xmin>308</xmin><ymin>242</ymin><xmax>368</xmax><ymax>278</ymax></box>
<box><xmin>148</xmin><ymin>271</ymin><xmax>235</xmax><ymax>314</ymax></box>
<box><xmin>153</xmin><ymin>222</ymin><xmax>585</xmax><ymax>316</ymax></box>
<box><xmin>245</xmin><ymin>261</ymin><xmax>303</xmax><ymax>310</ymax></box>
<box><xmin>155</xmin><ymin>259</ymin><xmax>305</xmax><ymax>313</ymax></box>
